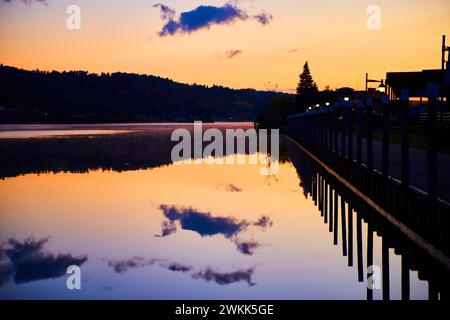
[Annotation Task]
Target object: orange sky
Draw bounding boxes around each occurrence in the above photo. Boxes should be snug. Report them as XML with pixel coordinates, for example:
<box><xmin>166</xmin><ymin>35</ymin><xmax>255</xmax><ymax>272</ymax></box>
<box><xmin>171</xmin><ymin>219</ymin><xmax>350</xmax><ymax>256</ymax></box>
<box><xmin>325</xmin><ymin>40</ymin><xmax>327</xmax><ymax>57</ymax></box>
<box><xmin>1</xmin><ymin>0</ymin><xmax>449</xmax><ymax>91</ymax></box>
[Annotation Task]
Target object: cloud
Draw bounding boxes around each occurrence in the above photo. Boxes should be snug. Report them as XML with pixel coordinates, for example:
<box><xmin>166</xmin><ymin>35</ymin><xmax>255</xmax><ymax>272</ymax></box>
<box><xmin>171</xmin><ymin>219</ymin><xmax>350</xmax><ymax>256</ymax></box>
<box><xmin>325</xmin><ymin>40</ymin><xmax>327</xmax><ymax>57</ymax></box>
<box><xmin>224</xmin><ymin>50</ymin><xmax>242</xmax><ymax>59</ymax></box>
<box><xmin>253</xmin><ymin>215</ymin><xmax>273</xmax><ymax>229</ymax></box>
<box><xmin>157</xmin><ymin>205</ymin><xmax>249</xmax><ymax>238</ymax></box>
<box><xmin>153</xmin><ymin>3</ymin><xmax>175</xmax><ymax>20</ymax></box>
<box><xmin>155</xmin><ymin>220</ymin><xmax>177</xmax><ymax>238</ymax></box>
<box><xmin>107</xmin><ymin>256</ymin><xmax>157</xmax><ymax>274</ymax></box>
<box><xmin>107</xmin><ymin>256</ymin><xmax>193</xmax><ymax>274</ymax></box>
<box><xmin>155</xmin><ymin>3</ymin><xmax>272</xmax><ymax>36</ymax></box>
<box><xmin>234</xmin><ymin>240</ymin><xmax>260</xmax><ymax>255</ymax></box>
<box><xmin>1</xmin><ymin>0</ymin><xmax>48</xmax><ymax>5</ymax></box>
<box><xmin>156</xmin><ymin>205</ymin><xmax>273</xmax><ymax>256</ymax></box>
<box><xmin>253</xmin><ymin>11</ymin><xmax>273</xmax><ymax>25</ymax></box>
<box><xmin>0</xmin><ymin>237</ymin><xmax>87</xmax><ymax>286</ymax></box>
<box><xmin>106</xmin><ymin>256</ymin><xmax>255</xmax><ymax>286</ymax></box>
<box><xmin>192</xmin><ymin>267</ymin><xmax>255</xmax><ymax>286</ymax></box>
<box><xmin>166</xmin><ymin>262</ymin><xmax>193</xmax><ymax>273</ymax></box>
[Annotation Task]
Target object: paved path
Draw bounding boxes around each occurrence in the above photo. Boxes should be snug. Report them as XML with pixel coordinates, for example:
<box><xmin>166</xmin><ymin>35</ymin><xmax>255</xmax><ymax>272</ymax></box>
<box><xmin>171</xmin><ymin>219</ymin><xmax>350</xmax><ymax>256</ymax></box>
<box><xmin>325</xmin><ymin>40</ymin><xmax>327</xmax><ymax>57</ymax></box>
<box><xmin>335</xmin><ymin>135</ymin><xmax>450</xmax><ymax>203</ymax></box>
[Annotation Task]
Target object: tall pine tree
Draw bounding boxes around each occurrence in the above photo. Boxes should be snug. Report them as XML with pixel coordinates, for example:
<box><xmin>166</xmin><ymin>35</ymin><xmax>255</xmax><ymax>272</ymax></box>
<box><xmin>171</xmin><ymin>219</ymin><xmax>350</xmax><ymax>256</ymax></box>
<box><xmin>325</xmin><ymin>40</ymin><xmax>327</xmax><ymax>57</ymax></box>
<box><xmin>295</xmin><ymin>62</ymin><xmax>318</xmax><ymax>112</ymax></box>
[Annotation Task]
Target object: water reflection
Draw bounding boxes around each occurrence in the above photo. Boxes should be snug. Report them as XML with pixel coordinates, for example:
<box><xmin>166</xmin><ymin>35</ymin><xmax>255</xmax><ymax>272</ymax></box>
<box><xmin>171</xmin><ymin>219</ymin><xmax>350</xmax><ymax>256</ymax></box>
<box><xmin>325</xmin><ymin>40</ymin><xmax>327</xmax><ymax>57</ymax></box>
<box><xmin>156</xmin><ymin>205</ymin><xmax>272</xmax><ymax>256</ymax></box>
<box><xmin>0</xmin><ymin>125</ymin><xmax>447</xmax><ymax>300</ymax></box>
<box><xmin>106</xmin><ymin>257</ymin><xmax>256</xmax><ymax>287</ymax></box>
<box><xmin>0</xmin><ymin>237</ymin><xmax>87</xmax><ymax>287</ymax></box>
<box><xmin>288</xmin><ymin>140</ymin><xmax>450</xmax><ymax>300</ymax></box>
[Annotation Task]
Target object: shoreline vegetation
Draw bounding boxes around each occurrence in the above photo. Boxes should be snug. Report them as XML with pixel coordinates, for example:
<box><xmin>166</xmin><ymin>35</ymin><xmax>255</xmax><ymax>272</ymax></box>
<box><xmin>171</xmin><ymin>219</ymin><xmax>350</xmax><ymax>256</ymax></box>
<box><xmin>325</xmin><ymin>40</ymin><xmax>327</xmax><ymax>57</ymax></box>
<box><xmin>0</xmin><ymin>65</ymin><xmax>284</xmax><ymax>124</ymax></box>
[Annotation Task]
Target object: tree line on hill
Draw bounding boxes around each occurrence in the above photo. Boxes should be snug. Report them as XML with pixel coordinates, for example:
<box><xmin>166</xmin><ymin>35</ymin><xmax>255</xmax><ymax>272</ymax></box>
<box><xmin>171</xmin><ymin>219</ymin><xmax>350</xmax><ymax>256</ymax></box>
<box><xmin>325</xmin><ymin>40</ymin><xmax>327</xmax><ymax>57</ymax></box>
<box><xmin>0</xmin><ymin>65</ymin><xmax>284</xmax><ymax>124</ymax></box>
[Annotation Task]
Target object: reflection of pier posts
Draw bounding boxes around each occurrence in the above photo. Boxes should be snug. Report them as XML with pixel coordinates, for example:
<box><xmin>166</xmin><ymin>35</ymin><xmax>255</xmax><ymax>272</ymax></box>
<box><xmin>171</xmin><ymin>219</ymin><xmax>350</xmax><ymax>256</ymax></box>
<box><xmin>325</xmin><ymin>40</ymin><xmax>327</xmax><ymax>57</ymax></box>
<box><xmin>357</xmin><ymin>215</ymin><xmax>364</xmax><ymax>282</ymax></box>
<box><xmin>367</xmin><ymin>221</ymin><xmax>374</xmax><ymax>300</ymax></box>
<box><xmin>341</xmin><ymin>196</ymin><xmax>347</xmax><ymax>257</ymax></box>
<box><xmin>324</xmin><ymin>180</ymin><xmax>328</xmax><ymax>223</ymax></box>
<box><xmin>319</xmin><ymin>175</ymin><xmax>323</xmax><ymax>213</ymax></box>
<box><xmin>428</xmin><ymin>283</ymin><xmax>439</xmax><ymax>301</ymax></box>
<box><xmin>401</xmin><ymin>255</ymin><xmax>410</xmax><ymax>300</ymax></box>
<box><xmin>313</xmin><ymin>175</ymin><xmax>317</xmax><ymax>206</ymax></box>
<box><xmin>348</xmin><ymin>206</ymin><xmax>354</xmax><ymax>266</ymax></box>
<box><xmin>333</xmin><ymin>189</ymin><xmax>338</xmax><ymax>245</ymax></box>
<box><xmin>382</xmin><ymin>238</ymin><xmax>390</xmax><ymax>300</ymax></box>
<box><xmin>329</xmin><ymin>185</ymin><xmax>333</xmax><ymax>232</ymax></box>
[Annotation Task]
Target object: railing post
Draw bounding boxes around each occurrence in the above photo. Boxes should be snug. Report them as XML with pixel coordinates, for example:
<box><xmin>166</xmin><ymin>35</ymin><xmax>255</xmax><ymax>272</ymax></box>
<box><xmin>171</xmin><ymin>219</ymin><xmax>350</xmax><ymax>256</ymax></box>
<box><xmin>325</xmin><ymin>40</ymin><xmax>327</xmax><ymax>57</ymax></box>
<box><xmin>400</xmin><ymin>89</ymin><xmax>410</xmax><ymax>221</ymax></box>
<box><xmin>427</xmin><ymin>84</ymin><xmax>439</xmax><ymax>243</ymax></box>
<box><xmin>367</xmin><ymin>96</ymin><xmax>374</xmax><ymax>171</ymax></box>
<box><xmin>357</xmin><ymin>100</ymin><xmax>363</xmax><ymax>164</ymax></box>
<box><xmin>347</xmin><ymin>108</ymin><xmax>354</xmax><ymax>160</ymax></box>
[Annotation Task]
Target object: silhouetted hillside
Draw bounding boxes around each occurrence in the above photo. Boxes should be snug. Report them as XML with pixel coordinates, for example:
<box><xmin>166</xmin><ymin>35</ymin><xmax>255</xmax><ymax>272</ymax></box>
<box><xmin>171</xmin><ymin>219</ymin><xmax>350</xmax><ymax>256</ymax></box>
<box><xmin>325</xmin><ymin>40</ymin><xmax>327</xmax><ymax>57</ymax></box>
<box><xmin>0</xmin><ymin>65</ymin><xmax>285</xmax><ymax>123</ymax></box>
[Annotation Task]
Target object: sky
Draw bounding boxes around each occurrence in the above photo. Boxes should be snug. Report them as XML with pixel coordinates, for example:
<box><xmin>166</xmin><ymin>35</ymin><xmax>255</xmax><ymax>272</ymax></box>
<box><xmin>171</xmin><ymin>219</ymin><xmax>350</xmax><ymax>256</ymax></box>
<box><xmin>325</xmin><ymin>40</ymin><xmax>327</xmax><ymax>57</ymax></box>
<box><xmin>0</xmin><ymin>0</ymin><xmax>449</xmax><ymax>92</ymax></box>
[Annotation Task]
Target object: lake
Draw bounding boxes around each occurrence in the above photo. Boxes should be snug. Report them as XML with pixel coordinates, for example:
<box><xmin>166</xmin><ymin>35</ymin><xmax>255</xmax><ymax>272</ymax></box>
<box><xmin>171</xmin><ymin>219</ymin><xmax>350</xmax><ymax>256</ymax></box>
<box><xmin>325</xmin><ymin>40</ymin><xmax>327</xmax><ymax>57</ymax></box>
<box><xmin>0</xmin><ymin>124</ymin><xmax>437</xmax><ymax>299</ymax></box>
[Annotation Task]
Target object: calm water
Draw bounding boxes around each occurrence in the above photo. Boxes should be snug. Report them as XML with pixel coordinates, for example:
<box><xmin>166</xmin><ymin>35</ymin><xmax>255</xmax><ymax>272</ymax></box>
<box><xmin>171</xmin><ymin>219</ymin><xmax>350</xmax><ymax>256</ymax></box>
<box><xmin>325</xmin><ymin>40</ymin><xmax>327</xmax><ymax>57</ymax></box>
<box><xmin>0</xmin><ymin>124</ymin><xmax>435</xmax><ymax>299</ymax></box>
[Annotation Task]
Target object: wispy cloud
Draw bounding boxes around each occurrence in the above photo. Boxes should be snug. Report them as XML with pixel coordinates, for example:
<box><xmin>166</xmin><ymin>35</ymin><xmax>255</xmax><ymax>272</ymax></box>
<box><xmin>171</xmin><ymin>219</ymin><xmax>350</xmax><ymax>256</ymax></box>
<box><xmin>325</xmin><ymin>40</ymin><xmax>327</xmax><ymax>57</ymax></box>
<box><xmin>1</xmin><ymin>0</ymin><xmax>48</xmax><ymax>5</ymax></box>
<box><xmin>224</xmin><ymin>50</ymin><xmax>242</xmax><ymax>59</ymax></box>
<box><xmin>152</xmin><ymin>3</ymin><xmax>175</xmax><ymax>20</ymax></box>
<box><xmin>192</xmin><ymin>267</ymin><xmax>255</xmax><ymax>286</ymax></box>
<box><xmin>253</xmin><ymin>11</ymin><xmax>273</xmax><ymax>25</ymax></box>
<box><xmin>154</xmin><ymin>2</ymin><xmax>273</xmax><ymax>37</ymax></box>
<box><xmin>106</xmin><ymin>256</ymin><xmax>255</xmax><ymax>286</ymax></box>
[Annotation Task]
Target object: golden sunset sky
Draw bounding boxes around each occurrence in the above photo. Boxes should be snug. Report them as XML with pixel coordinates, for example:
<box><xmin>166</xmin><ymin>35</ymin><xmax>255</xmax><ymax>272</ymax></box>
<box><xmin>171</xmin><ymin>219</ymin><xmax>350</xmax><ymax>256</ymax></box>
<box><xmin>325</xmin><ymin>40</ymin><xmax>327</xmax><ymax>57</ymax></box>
<box><xmin>1</xmin><ymin>0</ymin><xmax>449</xmax><ymax>92</ymax></box>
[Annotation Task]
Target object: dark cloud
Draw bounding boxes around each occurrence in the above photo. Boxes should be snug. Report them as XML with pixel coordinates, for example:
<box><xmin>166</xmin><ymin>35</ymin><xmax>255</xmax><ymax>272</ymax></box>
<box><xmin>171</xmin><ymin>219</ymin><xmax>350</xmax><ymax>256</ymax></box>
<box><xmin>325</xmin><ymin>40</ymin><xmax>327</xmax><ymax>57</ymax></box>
<box><xmin>0</xmin><ymin>237</ymin><xmax>87</xmax><ymax>286</ymax></box>
<box><xmin>158</xmin><ymin>205</ymin><xmax>248</xmax><ymax>238</ymax></box>
<box><xmin>234</xmin><ymin>240</ymin><xmax>260</xmax><ymax>255</ymax></box>
<box><xmin>192</xmin><ymin>267</ymin><xmax>255</xmax><ymax>286</ymax></box>
<box><xmin>106</xmin><ymin>256</ymin><xmax>256</xmax><ymax>286</ymax></box>
<box><xmin>224</xmin><ymin>50</ymin><xmax>242</xmax><ymax>59</ymax></box>
<box><xmin>253</xmin><ymin>215</ymin><xmax>273</xmax><ymax>229</ymax></box>
<box><xmin>166</xmin><ymin>262</ymin><xmax>193</xmax><ymax>273</ymax></box>
<box><xmin>155</xmin><ymin>220</ymin><xmax>177</xmax><ymax>238</ymax></box>
<box><xmin>107</xmin><ymin>256</ymin><xmax>193</xmax><ymax>275</ymax></box>
<box><xmin>155</xmin><ymin>3</ymin><xmax>272</xmax><ymax>36</ymax></box>
<box><xmin>156</xmin><ymin>205</ymin><xmax>273</xmax><ymax>256</ymax></box>
<box><xmin>253</xmin><ymin>12</ymin><xmax>273</xmax><ymax>25</ymax></box>
<box><xmin>153</xmin><ymin>3</ymin><xmax>175</xmax><ymax>20</ymax></box>
<box><xmin>107</xmin><ymin>257</ymin><xmax>159</xmax><ymax>274</ymax></box>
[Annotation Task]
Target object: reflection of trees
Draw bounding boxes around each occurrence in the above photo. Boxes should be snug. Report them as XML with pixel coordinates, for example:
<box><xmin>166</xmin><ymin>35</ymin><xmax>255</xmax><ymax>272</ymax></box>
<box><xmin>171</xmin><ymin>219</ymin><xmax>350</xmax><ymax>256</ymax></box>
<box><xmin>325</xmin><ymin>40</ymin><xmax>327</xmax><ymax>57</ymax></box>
<box><xmin>0</xmin><ymin>129</ymin><xmax>290</xmax><ymax>179</ymax></box>
<box><xmin>0</xmin><ymin>131</ymin><xmax>176</xmax><ymax>179</ymax></box>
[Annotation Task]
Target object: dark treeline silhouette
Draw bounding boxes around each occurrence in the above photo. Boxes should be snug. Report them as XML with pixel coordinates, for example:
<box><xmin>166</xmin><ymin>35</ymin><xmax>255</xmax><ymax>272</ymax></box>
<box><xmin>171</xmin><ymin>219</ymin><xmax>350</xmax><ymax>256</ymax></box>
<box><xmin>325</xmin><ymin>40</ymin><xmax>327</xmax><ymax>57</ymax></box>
<box><xmin>0</xmin><ymin>65</ymin><xmax>285</xmax><ymax>123</ymax></box>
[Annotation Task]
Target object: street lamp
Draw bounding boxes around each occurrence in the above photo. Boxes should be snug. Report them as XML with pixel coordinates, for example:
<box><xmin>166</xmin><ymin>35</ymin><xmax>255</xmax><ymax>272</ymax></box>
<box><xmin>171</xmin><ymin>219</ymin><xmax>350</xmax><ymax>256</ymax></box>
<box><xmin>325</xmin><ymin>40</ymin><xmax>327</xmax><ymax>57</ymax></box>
<box><xmin>377</xmin><ymin>80</ymin><xmax>386</xmax><ymax>93</ymax></box>
<box><xmin>365</xmin><ymin>73</ymin><xmax>385</xmax><ymax>93</ymax></box>
<box><xmin>344</xmin><ymin>97</ymin><xmax>350</xmax><ymax>102</ymax></box>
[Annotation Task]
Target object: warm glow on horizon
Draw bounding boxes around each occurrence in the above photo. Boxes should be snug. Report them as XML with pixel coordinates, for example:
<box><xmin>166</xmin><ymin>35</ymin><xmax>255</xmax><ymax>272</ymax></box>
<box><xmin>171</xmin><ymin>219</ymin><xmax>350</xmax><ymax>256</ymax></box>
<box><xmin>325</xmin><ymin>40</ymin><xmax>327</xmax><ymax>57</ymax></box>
<box><xmin>1</xmin><ymin>0</ymin><xmax>449</xmax><ymax>92</ymax></box>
